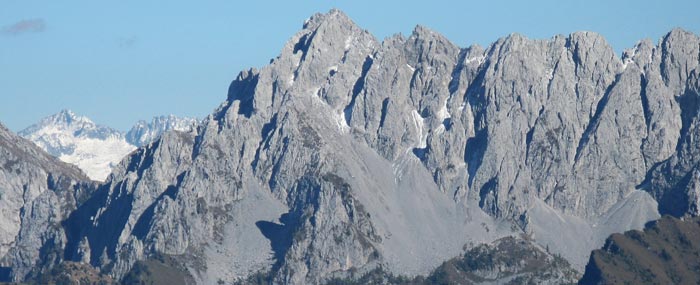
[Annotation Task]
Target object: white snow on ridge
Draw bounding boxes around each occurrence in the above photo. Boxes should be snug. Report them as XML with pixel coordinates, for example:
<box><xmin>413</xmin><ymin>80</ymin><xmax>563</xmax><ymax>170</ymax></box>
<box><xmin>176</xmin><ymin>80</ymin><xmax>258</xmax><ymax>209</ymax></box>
<box><xmin>410</xmin><ymin>110</ymin><xmax>427</xmax><ymax>148</ymax></box>
<box><xmin>19</xmin><ymin>110</ymin><xmax>197</xmax><ymax>181</ymax></box>
<box><xmin>406</xmin><ymin>64</ymin><xmax>416</xmax><ymax>73</ymax></box>
<box><xmin>126</xmin><ymin>115</ymin><xmax>198</xmax><ymax>147</ymax></box>
<box><xmin>465</xmin><ymin>55</ymin><xmax>485</xmax><ymax>65</ymax></box>
<box><xmin>621</xmin><ymin>46</ymin><xmax>638</xmax><ymax>71</ymax></box>
<box><xmin>19</xmin><ymin>110</ymin><xmax>135</xmax><ymax>181</ymax></box>
<box><xmin>436</xmin><ymin>99</ymin><xmax>451</xmax><ymax>121</ymax></box>
<box><xmin>334</xmin><ymin>111</ymin><xmax>350</xmax><ymax>134</ymax></box>
<box><xmin>344</xmin><ymin>36</ymin><xmax>353</xmax><ymax>50</ymax></box>
<box><xmin>58</xmin><ymin>137</ymin><xmax>136</xmax><ymax>181</ymax></box>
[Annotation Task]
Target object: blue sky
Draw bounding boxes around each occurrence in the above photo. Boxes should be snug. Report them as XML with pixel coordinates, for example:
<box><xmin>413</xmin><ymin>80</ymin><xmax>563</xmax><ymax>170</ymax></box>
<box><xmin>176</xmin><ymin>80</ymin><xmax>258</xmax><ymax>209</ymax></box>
<box><xmin>1</xmin><ymin>0</ymin><xmax>699</xmax><ymax>131</ymax></box>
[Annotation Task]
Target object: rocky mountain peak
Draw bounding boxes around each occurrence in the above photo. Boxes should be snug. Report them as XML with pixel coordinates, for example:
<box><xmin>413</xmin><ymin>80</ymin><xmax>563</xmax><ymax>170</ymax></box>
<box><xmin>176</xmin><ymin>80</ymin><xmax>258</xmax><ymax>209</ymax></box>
<box><xmin>405</xmin><ymin>25</ymin><xmax>460</xmax><ymax>69</ymax></box>
<box><xmin>302</xmin><ymin>8</ymin><xmax>353</xmax><ymax>31</ymax></box>
<box><xmin>18</xmin><ymin>110</ymin><xmax>134</xmax><ymax>181</ymax></box>
<box><xmin>660</xmin><ymin>28</ymin><xmax>700</xmax><ymax>92</ymax></box>
<box><xmin>18</xmin><ymin>110</ymin><xmax>197</xmax><ymax>181</ymax></box>
<box><xmin>51</xmin><ymin>109</ymin><xmax>90</xmax><ymax>125</ymax></box>
<box><xmin>126</xmin><ymin>115</ymin><xmax>198</xmax><ymax>146</ymax></box>
<box><xmin>0</xmin><ymin>121</ymin><xmax>93</xmax><ymax>281</ymax></box>
<box><xmin>663</xmin><ymin>27</ymin><xmax>699</xmax><ymax>44</ymax></box>
<box><xmin>19</xmin><ymin>109</ymin><xmax>93</xmax><ymax>136</ymax></box>
<box><xmin>3</xmin><ymin>9</ymin><xmax>700</xmax><ymax>285</ymax></box>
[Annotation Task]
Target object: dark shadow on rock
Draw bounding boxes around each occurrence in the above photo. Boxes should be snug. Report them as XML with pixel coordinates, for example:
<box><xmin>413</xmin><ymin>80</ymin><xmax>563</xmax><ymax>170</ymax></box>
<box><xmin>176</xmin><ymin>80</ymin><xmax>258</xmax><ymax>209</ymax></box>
<box><xmin>132</xmin><ymin>173</ymin><xmax>184</xmax><ymax>240</ymax></box>
<box><xmin>255</xmin><ymin>213</ymin><xmax>300</xmax><ymax>272</ymax></box>
<box><xmin>0</xmin><ymin>267</ymin><xmax>12</xmax><ymax>282</ymax></box>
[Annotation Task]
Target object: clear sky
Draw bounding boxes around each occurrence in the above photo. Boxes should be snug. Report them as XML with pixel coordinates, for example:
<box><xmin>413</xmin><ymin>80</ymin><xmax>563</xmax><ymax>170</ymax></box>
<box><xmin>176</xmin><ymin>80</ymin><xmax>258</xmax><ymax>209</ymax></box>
<box><xmin>1</xmin><ymin>0</ymin><xmax>699</xmax><ymax>131</ymax></box>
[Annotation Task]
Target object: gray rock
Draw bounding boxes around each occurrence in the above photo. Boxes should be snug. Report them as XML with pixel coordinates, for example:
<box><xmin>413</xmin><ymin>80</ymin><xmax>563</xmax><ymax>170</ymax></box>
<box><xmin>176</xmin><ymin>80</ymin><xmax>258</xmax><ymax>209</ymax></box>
<box><xmin>126</xmin><ymin>115</ymin><xmax>199</xmax><ymax>147</ymax></box>
<box><xmin>644</xmin><ymin>29</ymin><xmax>700</xmax><ymax>217</ymax></box>
<box><xmin>6</xmin><ymin>9</ymin><xmax>700</xmax><ymax>285</ymax></box>
<box><xmin>19</xmin><ymin>110</ymin><xmax>198</xmax><ymax>181</ymax></box>
<box><xmin>0</xmin><ymin>122</ymin><xmax>93</xmax><ymax>282</ymax></box>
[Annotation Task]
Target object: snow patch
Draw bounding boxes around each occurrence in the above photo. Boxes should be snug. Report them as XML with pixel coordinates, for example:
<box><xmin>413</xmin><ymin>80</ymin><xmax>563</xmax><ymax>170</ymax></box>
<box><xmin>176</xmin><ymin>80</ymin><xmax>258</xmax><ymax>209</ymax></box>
<box><xmin>333</xmin><ymin>111</ymin><xmax>350</xmax><ymax>134</ymax></box>
<box><xmin>622</xmin><ymin>58</ymin><xmax>635</xmax><ymax>70</ymax></box>
<box><xmin>434</xmin><ymin>124</ymin><xmax>445</xmax><ymax>135</ymax></box>
<box><xmin>621</xmin><ymin>47</ymin><xmax>638</xmax><ymax>71</ymax></box>
<box><xmin>312</xmin><ymin>87</ymin><xmax>321</xmax><ymax>97</ymax></box>
<box><xmin>406</xmin><ymin>63</ymin><xmax>415</xmax><ymax>73</ymax></box>
<box><xmin>458</xmin><ymin>102</ymin><xmax>467</xmax><ymax>112</ymax></box>
<box><xmin>19</xmin><ymin>110</ymin><xmax>197</xmax><ymax>181</ymax></box>
<box><xmin>344</xmin><ymin>36</ymin><xmax>353</xmax><ymax>50</ymax></box>
<box><xmin>436</xmin><ymin>99</ymin><xmax>451</xmax><ymax>121</ymax></box>
<box><xmin>410</xmin><ymin>110</ymin><xmax>427</xmax><ymax>148</ymax></box>
<box><xmin>20</xmin><ymin>113</ymin><xmax>136</xmax><ymax>181</ymax></box>
<box><xmin>545</xmin><ymin>67</ymin><xmax>554</xmax><ymax>81</ymax></box>
<box><xmin>57</xmin><ymin>137</ymin><xmax>136</xmax><ymax>180</ymax></box>
<box><xmin>328</xmin><ymin>65</ymin><xmax>338</xmax><ymax>74</ymax></box>
<box><xmin>466</xmin><ymin>55</ymin><xmax>485</xmax><ymax>65</ymax></box>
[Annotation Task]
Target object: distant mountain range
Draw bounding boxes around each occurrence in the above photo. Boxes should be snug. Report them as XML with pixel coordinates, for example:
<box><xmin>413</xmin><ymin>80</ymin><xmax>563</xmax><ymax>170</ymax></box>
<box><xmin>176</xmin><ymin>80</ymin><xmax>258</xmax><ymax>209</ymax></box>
<box><xmin>1</xmin><ymin>8</ymin><xmax>700</xmax><ymax>285</ymax></box>
<box><xmin>18</xmin><ymin>110</ymin><xmax>198</xmax><ymax>181</ymax></box>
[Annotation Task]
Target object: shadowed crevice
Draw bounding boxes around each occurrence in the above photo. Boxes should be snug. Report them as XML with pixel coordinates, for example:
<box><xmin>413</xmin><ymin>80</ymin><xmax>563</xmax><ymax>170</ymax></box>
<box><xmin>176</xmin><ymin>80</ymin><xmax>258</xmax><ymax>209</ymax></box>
<box><xmin>132</xmin><ymin>173</ymin><xmax>185</xmax><ymax>240</ymax></box>
<box><xmin>255</xmin><ymin>212</ymin><xmax>300</xmax><ymax>273</ymax></box>
<box><xmin>344</xmin><ymin>55</ymin><xmax>374</xmax><ymax>126</ymax></box>
<box><xmin>574</xmin><ymin>75</ymin><xmax>619</xmax><ymax>163</ymax></box>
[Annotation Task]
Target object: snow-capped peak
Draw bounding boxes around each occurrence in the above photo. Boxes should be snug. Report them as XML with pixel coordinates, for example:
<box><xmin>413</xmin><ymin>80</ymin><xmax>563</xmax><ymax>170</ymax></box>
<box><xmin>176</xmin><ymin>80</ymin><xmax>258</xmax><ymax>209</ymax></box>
<box><xmin>126</xmin><ymin>115</ymin><xmax>198</xmax><ymax>146</ymax></box>
<box><xmin>19</xmin><ymin>110</ymin><xmax>199</xmax><ymax>182</ymax></box>
<box><xmin>21</xmin><ymin>109</ymin><xmax>92</xmax><ymax>135</ymax></box>
<box><xmin>19</xmin><ymin>110</ymin><xmax>136</xmax><ymax>181</ymax></box>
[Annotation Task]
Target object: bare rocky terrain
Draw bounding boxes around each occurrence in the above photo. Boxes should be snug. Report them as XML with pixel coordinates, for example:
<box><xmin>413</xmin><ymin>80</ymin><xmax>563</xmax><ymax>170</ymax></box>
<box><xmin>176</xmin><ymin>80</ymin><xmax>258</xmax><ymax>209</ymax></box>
<box><xmin>1</xmin><ymin>9</ymin><xmax>700</xmax><ymax>285</ymax></box>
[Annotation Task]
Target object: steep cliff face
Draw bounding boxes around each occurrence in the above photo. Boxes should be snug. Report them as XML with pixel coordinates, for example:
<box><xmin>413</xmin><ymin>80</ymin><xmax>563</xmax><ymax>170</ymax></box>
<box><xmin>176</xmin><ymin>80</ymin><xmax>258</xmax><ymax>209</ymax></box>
<box><xmin>644</xmin><ymin>29</ymin><xmax>700</xmax><ymax>217</ymax></box>
<box><xmin>0</xmin><ymin>122</ymin><xmax>93</xmax><ymax>282</ymax></box>
<box><xmin>38</xmin><ymin>9</ymin><xmax>700</xmax><ymax>284</ymax></box>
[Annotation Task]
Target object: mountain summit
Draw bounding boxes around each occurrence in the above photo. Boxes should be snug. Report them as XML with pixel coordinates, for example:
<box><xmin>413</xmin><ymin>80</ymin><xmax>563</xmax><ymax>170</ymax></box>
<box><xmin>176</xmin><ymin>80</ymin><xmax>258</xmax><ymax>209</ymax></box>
<box><xmin>19</xmin><ymin>110</ymin><xmax>198</xmax><ymax>181</ymax></box>
<box><xmin>1</xmin><ymin>9</ymin><xmax>700</xmax><ymax>284</ymax></box>
<box><xmin>126</xmin><ymin>115</ymin><xmax>198</xmax><ymax>147</ymax></box>
<box><xmin>18</xmin><ymin>110</ymin><xmax>135</xmax><ymax>181</ymax></box>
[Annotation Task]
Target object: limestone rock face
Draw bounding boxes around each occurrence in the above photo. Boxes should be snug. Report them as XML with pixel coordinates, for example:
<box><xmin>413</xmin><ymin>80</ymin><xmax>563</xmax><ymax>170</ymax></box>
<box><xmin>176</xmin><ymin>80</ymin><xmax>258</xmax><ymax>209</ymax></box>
<box><xmin>645</xmin><ymin>30</ymin><xmax>700</xmax><ymax>218</ymax></box>
<box><xmin>0</xmin><ymin>122</ymin><xmax>93</xmax><ymax>282</ymax></box>
<box><xmin>5</xmin><ymin>9</ymin><xmax>700</xmax><ymax>285</ymax></box>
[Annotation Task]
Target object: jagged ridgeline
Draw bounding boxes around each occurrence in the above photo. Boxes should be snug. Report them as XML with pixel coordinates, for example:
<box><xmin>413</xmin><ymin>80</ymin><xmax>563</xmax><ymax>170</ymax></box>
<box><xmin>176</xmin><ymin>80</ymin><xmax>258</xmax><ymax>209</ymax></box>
<box><xmin>0</xmin><ymin>123</ymin><xmax>98</xmax><ymax>282</ymax></box>
<box><xmin>1</xmin><ymin>8</ymin><xmax>700</xmax><ymax>284</ymax></box>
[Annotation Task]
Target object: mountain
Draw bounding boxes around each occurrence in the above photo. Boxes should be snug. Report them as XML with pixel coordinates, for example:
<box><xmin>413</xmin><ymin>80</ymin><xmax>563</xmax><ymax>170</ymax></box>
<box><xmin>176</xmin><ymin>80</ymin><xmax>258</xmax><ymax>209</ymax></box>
<box><xmin>0</xmin><ymin>122</ymin><xmax>94</xmax><ymax>281</ymax></box>
<box><xmin>19</xmin><ymin>110</ymin><xmax>198</xmax><ymax>181</ymax></box>
<box><xmin>18</xmin><ymin>110</ymin><xmax>136</xmax><ymax>181</ymax></box>
<box><xmin>314</xmin><ymin>236</ymin><xmax>578</xmax><ymax>285</ymax></box>
<box><xmin>126</xmin><ymin>115</ymin><xmax>199</xmax><ymax>147</ymax></box>
<box><xmin>580</xmin><ymin>215</ymin><xmax>700</xmax><ymax>284</ymax></box>
<box><xmin>3</xmin><ymin>9</ymin><xmax>700</xmax><ymax>284</ymax></box>
<box><xmin>415</xmin><ymin>236</ymin><xmax>578</xmax><ymax>284</ymax></box>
